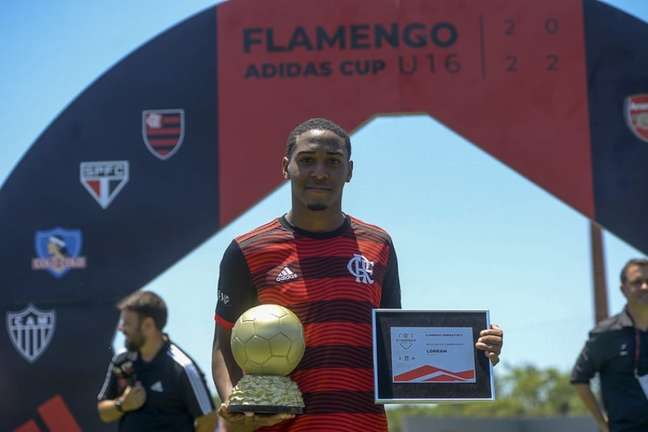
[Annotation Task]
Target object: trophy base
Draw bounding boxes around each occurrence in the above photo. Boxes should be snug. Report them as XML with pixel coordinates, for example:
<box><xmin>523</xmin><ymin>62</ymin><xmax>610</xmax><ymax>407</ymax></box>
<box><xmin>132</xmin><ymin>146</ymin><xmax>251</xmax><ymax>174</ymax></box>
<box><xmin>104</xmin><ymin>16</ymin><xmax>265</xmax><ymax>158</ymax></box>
<box><xmin>226</xmin><ymin>375</ymin><xmax>305</xmax><ymax>415</ymax></box>
<box><xmin>228</xmin><ymin>404</ymin><xmax>303</xmax><ymax>414</ymax></box>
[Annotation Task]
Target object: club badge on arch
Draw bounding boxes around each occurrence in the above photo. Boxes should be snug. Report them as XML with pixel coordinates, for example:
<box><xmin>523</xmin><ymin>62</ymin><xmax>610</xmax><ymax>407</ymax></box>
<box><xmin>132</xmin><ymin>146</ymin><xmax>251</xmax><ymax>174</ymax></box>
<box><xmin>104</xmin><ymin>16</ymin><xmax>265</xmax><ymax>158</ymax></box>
<box><xmin>31</xmin><ymin>228</ymin><xmax>87</xmax><ymax>278</ymax></box>
<box><xmin>6</xmin><ymin>304</ymin><xmax>56</xmax><ymax>363</ymax></box>
<box><xmin>625</xmin><ymin>94</ymin><xmax>648</xmax><ymax>143</ymax></box>
<box><xmin>142</xmin><ymin>109</ymin><xmax>185</xmax><ymax>160</ymax></box>
<box><xmin>80</xmin><ymin>161</ymin><xmax>129</xmax><ymax>209</ymax></box>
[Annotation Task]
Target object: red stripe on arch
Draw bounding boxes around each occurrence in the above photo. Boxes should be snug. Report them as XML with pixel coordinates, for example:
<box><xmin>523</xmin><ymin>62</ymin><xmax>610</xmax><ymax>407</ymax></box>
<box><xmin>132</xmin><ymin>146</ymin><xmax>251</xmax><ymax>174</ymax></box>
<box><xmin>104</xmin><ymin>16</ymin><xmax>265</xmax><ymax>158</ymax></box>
<box><xmin>13</xmin><ymin>421</ymin><xmax>41</xmax><ymax>432</ymax></box>
<box><xmin>37</xmin><ymin>395</ymin><xmax>81</xmax><ymax>432</ymax></box>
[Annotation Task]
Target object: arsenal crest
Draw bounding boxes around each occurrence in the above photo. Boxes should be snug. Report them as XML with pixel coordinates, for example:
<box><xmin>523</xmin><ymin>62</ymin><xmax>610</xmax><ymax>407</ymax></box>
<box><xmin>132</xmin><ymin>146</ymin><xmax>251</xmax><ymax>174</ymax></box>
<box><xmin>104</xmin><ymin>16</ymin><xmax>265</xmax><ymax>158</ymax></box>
<box><xmin>31</xmin><ymin>228</ymin><xmax>87</xmax><ymax>278</ymax></box>
<box><xmin>625</xmin><ymin>94</ymin><xmax>648</xmax><ymax>143</ymax></box>
<box><xmin>142</xmin><ymin>109</ymin><xmax>185</xmax><ymax>160</ymax></box>
<box><xmin>80</xmin><ymin>161</ymin><xmax>129</xmax><ymax>209</ymax></box>
<box><xmin>6</xmin><ymin>304</ymin><xmax>56</xmax><ymax>363</ymax></box>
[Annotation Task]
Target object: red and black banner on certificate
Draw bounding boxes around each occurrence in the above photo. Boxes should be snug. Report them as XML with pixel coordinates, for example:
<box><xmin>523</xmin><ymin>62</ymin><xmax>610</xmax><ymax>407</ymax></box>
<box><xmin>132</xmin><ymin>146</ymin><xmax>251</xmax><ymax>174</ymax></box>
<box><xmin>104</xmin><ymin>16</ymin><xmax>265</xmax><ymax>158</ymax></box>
<box><xmin>2</xmin><ymin>0</ymin><xmax>648</xmax><ymax>429</ymax></box>
<box><xmin>373</xmin><ymin>310</ymin><xmax>494</xmax><ymax>402</ymax></box>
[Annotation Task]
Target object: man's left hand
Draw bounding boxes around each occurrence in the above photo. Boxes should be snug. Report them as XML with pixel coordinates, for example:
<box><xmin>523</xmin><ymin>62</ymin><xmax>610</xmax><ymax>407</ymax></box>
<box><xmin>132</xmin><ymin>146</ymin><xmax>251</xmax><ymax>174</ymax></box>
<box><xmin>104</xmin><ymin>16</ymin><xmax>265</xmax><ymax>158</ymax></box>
<box><xmin>475</xmin><ymin>324</ymin><xmax>503</xmax><ymax>366</ymax></box>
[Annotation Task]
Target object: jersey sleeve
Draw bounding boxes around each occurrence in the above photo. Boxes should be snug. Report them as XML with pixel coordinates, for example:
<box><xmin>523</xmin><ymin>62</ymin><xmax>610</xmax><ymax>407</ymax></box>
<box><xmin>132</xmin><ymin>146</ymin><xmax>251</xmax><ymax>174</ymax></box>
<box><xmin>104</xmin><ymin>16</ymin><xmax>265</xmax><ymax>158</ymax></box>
<box><xmin>97</xmin><ymin>360</ymin><xmax>118</xmax><ymax>401</ymax></box>
<box><xmin>570</xmin><ymin>332</ymin><xmax>603</xmax><ymax>384</ymax></box>
<box><xmin>178</xmin><ymin>357</ymin><xmax>215</xmax><ymax>418</ymax></box>
<box><xmin>380</xmin><ymin>238</ymin><xmax>402</xmax><ymax>309</ymax></box>
<box><xmin>214</xmin><ymin>240</ymin><xmax>258</xmax><ymax>329</ymax></box>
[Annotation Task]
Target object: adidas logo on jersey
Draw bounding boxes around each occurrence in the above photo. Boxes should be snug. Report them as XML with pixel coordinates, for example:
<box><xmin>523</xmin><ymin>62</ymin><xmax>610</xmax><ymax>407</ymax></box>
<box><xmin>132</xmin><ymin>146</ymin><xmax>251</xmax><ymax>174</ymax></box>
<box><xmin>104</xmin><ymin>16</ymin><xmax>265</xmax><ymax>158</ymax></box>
<box><xmin>276</xmin><ymin>266</ymin><xmax>298</xmax><ymax>282</ymax></box>
<box><xmin>150</xmin><ymin>381</ymin><xmax>163</xmax><ymax>392</ymax></box>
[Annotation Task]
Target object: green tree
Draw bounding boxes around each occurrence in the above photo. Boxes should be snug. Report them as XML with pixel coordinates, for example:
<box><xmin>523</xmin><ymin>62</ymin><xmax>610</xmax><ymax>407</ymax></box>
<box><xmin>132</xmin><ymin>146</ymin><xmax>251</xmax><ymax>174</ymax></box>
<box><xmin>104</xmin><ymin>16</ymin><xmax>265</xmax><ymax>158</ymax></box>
<box><xmin>386</xmin><ymin>364</ymin><xmax>588</xmax><ymax>432</ymax></box>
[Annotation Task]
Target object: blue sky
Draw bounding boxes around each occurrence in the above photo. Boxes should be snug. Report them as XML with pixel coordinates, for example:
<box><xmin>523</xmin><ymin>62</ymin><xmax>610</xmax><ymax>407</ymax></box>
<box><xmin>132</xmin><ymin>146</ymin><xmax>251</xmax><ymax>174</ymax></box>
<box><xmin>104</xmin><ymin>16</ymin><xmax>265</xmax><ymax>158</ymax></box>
<box><xmin>2</xmin><ymin>1</ymin><xmax>647</xmax><ymax>394</ymax></box>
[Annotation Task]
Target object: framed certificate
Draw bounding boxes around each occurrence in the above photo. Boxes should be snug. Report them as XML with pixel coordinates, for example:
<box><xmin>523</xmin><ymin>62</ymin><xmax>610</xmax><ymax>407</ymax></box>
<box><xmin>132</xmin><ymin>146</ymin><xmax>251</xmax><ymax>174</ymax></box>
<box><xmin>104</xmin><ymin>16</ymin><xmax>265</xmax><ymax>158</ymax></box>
<box><xmin>372</xmin><ymin>309</ymin><xmax>495</xmax><ymax>403</ymax></box>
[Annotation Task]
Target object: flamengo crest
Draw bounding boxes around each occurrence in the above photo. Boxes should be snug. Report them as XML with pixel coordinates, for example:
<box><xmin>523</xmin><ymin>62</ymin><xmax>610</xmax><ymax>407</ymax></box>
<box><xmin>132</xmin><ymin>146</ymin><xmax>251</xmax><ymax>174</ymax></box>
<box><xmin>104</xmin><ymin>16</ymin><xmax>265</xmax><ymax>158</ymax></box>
<box><xmin>80</xmin><ymin>161</ymin><xmax>129</xmax><ymax>209</ymax></box>
<box><xmin>142</xmin><ymin>109</ymin><xmax>185</xmax><ymax>160</ymax></box>
<box><xmin>347</xmin><ymin>253</ymin><xmax>374</xmax><ymax>284</ymax></box>
<box><xmin>625</xmin><ymin>94</ymin><xmax>648</xmax><ymax>143</ymax></box>
<box><xmin>6</xmin><ymin>304</ymin><xmax>56</xmax><ymax>363</ymax></box>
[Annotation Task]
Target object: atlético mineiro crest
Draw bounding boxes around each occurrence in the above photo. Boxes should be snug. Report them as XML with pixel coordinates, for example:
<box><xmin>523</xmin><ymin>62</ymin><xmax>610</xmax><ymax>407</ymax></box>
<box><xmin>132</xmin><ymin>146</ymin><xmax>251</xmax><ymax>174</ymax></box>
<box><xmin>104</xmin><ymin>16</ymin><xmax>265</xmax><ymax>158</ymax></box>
<box><xmin>625</xmin><ymin>94</ymin><xmax>648</xmax><ymax>143</ymax></box>
<box><xmin>80</xmin><ymin>161</ymin><xmax>129</xmax><ymax>209</ymax></box>
<box><xmin>142</xmin><ymin>109</ymin><xmax>185</xmax><ymax>160</ymax></box>
<box><xmin>31</xmin><ymin>228</ymin><xmax>87</xmax><ymax>278</ymax></box>
<box><xmin>6</xmin><ymin>304</ymin><xmax>56</xmax><ymax>363</ymax></box>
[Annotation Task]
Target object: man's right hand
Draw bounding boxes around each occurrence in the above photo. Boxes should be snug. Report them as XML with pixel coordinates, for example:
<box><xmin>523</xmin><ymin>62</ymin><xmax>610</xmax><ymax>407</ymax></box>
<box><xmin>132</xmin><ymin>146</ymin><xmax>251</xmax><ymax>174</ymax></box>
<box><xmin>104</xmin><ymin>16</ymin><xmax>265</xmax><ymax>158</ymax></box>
<box><xmin>119</xmin><ymin>383</ymin><xmax>147</xmax><ymax>412</ymax></box>
<box><xmin>217</xmin><ymin>402</ymin><xmax>294</xmax><ymax>432</ymax></box>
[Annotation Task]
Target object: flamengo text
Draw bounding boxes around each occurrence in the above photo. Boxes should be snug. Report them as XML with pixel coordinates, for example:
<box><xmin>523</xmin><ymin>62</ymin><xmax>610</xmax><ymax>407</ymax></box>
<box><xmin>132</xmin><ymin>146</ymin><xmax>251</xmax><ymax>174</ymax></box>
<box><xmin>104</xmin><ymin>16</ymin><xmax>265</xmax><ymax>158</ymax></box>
<box><xmin>243</xmin><ymin>23</ymin><xmax>459</xmax><ymax>53</ymax></box>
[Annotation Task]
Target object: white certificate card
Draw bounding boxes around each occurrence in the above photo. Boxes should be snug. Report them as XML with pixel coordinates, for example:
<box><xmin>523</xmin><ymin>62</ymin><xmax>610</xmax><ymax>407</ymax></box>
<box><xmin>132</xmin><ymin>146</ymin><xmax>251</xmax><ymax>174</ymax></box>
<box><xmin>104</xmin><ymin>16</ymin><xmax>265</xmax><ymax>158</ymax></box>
<box><xmin>391</xmin><ymin>327</ymin><xmax>476</xmax><ymax>384</ymax></box>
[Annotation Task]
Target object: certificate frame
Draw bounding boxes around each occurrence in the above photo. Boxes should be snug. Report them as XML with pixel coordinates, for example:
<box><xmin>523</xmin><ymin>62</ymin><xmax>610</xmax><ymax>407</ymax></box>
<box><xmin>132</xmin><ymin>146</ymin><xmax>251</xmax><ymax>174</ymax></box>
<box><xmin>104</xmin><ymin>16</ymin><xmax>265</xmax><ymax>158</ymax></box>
<box><xmin>372</xmin><ymin>309</ymin><xmax>495</xmax><ymax>403</ymax></box>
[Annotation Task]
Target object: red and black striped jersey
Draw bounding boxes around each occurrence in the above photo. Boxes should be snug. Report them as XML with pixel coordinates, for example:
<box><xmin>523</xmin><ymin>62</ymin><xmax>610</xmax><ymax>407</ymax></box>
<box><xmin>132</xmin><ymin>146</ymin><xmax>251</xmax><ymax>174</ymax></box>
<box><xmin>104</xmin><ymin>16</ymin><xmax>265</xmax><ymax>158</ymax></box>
<box><xmin>215</xmin><ymin>215</ymin><xmax>401</xmax><ymax>432</ymax></box>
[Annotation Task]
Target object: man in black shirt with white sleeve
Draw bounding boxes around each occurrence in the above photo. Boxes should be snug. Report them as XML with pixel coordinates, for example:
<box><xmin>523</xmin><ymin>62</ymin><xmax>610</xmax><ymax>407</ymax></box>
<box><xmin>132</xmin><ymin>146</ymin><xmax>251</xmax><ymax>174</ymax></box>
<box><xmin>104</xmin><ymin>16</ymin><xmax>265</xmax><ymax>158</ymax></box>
<box><xmin>97</xmin><ymin>291</ymin><xmax>216</xmax><ymax>432</ymax></box>
<box><xmin>571</xmin><ymin>259</ymin><xmax>648</xmax><ymax>432</ymax></box>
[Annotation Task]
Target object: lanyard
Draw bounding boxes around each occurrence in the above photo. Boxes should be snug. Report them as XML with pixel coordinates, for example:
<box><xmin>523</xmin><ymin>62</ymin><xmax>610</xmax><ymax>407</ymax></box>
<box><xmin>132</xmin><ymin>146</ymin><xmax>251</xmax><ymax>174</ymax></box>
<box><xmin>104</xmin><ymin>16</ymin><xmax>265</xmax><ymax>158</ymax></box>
<box><xmin>635</xmin><ymin>329</ymin><xmax>642</xmax><ymax>378</ymax></box>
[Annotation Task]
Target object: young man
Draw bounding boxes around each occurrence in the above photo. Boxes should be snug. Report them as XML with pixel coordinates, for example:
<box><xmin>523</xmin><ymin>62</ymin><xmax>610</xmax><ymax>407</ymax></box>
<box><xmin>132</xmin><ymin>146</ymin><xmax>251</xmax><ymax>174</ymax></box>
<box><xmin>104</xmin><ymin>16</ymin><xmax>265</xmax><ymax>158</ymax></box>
<box><xmin>571</xmin><ymin>259</ymin><xmax>648</xmax><ymax>432</ymax></box>
<box><xmin>98</xmin><ymin>291</ymin><xmax>216</xmax><ymax>432</ymax></box>
<box><xmin>212</xmin><ymin>118</ymin><xmax>504</xmax><ymax>431</ymax></box>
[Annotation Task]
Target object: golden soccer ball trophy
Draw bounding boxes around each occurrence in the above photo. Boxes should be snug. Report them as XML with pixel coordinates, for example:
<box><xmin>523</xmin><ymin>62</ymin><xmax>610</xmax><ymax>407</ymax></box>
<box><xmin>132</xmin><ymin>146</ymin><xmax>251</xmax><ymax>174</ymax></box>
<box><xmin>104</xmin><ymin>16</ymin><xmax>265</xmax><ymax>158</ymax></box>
<box><xmin>227</xmin><ymin>304</ymin><xmax>305</xmax><ymax>414</ymax></box>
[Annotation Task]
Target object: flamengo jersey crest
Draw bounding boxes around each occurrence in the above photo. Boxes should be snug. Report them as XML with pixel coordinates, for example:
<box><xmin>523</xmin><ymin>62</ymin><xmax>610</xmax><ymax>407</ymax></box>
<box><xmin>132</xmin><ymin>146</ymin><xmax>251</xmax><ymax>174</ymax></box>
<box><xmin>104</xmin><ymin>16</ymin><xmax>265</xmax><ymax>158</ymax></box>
<box><xmin>625</xmin><ymin>94</ymin><xmax>648</xmax><ymax>143</ymax></box>
<box><xmin>80</xmin><ymin>161</ymin><xmax>129</xmax><ymax>209</ymax></box>
<box><xmin>6</xmin><ymin>304</ymin><xmax>56</xmax><ymax>363</ymax></box>
<box><xmin>142</xmin><ymin>109</ymin><xmax>185</xmax><ymax>159</ymax></box>
<box><xmin>31</xmin><ymin>228</ymin><xmax>87</xmax><ymax>278</ymax></box>
<box><xmin>347</xmin><ymin>254</ymin><xmax>374</xmax><ymax>284</ymax></box>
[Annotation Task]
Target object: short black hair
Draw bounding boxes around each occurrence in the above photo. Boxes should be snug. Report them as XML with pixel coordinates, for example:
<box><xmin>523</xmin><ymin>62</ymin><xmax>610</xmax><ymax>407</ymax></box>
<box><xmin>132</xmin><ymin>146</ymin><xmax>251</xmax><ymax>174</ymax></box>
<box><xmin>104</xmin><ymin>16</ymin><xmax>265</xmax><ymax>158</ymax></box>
<box><xmin>286</xmin><ymin>118</ymin><xmax>351</xmax><ymax>160</ymax></box>
<box><xmin>118</xmin><ymin>291</ymin><xmax>167</xmax><ymax>331</ymax></box>
<box><xmin>620</xmin><ymin>258</ymin><xmax>648</xmax><ymax>283</ymax></box>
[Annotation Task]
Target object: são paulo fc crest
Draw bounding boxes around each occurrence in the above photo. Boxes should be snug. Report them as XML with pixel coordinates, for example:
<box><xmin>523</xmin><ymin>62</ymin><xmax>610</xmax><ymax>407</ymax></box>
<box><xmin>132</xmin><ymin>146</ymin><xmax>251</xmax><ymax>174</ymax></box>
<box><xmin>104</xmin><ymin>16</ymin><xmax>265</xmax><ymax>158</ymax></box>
<box><xmin>80</xmin><ymin>161</ymin><xmax>129</xmax><ymax>209</ymax></box>
<box><xmin>625</xmin><ymin>94</ymin><xmax>648</xmax><ymax>143</ymax></box>
<box><xmin>31</xmin><ymin>228</ymin><xmax>87</xmax><ymax>278</ymax></box>
<box><xmin>142</xmin><ymin>109</ymin><xmax>185</xmax><ymax>160</ymax></box>
<box><xmin>6</xmin><ymin>304</ymin><xmax>56</xmax><ymax>363</ymax></box>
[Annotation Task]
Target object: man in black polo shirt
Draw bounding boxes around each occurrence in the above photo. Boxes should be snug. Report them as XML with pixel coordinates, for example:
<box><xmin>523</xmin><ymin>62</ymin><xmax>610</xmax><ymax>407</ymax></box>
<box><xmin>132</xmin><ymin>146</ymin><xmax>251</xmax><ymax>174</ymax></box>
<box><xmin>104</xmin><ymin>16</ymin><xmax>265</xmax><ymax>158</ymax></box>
<box><xmin>571</xmin><ymin>258</ymin><xmax>648</xmax><ymax>432</ymax></box>
<box><xmin>97</xmin><ymin>291</ymin><xmax>216</xmax><ymax>431</ymax></box>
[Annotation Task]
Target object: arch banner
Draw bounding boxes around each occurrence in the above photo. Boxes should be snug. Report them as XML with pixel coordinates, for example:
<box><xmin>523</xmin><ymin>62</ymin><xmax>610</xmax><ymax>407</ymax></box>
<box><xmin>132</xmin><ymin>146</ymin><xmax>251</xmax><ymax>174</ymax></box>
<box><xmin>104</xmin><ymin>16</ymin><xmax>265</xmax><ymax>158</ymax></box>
<box><xmin>2</xmin><ymin>0</ymin><xmax>647</xmax><ymax>429</ymax></box>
